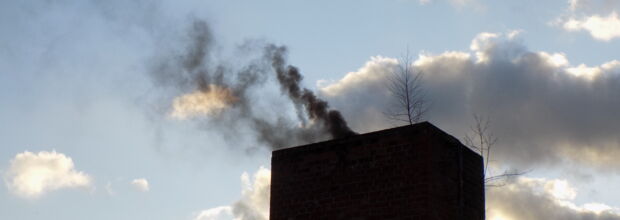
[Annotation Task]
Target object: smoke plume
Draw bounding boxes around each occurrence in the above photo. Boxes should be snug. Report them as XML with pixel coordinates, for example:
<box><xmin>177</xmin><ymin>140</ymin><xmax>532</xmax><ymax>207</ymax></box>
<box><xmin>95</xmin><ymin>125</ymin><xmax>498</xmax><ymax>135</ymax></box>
<box><xmin>265</xmin><ymin>45</ymin><xmax>356</xmax><ymax>139</ymax></box>
<box><xmin>149</xmin><ymin>20</ymin><xmax>355</xmax><ymax>150</ymax></box>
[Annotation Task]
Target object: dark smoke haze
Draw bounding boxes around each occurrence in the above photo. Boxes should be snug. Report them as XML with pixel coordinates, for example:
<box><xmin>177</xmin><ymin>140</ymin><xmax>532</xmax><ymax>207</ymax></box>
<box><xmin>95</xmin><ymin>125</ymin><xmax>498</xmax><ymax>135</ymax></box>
<box><xmin>149</xmin><ymin>20</ymin><xmax>356</xmax><ymax>150</ymax></box>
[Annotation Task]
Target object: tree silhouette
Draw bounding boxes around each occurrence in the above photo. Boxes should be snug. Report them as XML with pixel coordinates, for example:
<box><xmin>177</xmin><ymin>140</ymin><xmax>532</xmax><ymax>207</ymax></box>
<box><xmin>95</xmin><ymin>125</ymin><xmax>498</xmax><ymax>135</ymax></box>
<box><xmin>464</xmin><ymin>114</ymin><xmax>525</xmax><ymax>187</ymax></box>
<box><xmin>385</xmin><ymin>50</ymin><xmax>428</xmax><ymax>125</ymax></box>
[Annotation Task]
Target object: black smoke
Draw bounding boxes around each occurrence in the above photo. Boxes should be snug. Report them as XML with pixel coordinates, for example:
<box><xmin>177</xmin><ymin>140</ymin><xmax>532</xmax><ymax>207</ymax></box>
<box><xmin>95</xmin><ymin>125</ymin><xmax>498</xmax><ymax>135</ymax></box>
<box><xmin>265</xmin><ymin>45</ymin><xmax>356</xmax><ymax>139</ymax></box>
<box><xmin>149</xmin><ymin>20</ymin><xmax>355</xmax><ymax>150</ymax></box>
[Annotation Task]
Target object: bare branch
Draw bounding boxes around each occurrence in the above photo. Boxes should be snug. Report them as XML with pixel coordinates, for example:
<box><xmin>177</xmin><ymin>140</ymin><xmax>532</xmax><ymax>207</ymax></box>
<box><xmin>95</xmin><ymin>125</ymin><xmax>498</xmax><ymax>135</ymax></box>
<box><xmin>384</xmin><ymin>49</ymin><xmax>428</xmax><ymax>125</ymax></box>
<box><xmin>484</xmin><ymin>170</ymin><xmax>528</xmax><ymax>183</ymax></box>
<box><xmin>464</xmin><ymin>114</ymin><xmax>526</xmax><ymax>188</ymax></box>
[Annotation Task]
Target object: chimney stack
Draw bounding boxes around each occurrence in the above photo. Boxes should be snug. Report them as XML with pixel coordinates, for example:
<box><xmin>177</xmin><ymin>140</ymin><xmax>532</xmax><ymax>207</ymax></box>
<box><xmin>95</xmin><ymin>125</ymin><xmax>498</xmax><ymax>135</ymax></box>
<box><xmin>270</xmin><ymin>122</ymin><xmax>484</xmax><ymax>220</ymax></box>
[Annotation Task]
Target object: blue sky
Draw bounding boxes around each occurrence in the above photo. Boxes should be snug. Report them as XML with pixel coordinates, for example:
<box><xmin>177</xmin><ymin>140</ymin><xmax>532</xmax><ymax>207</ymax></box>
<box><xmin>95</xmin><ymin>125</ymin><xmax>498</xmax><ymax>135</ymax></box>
<box><xmin>2</xmin><ymin>0</ymin><xmax>620</xmax><ymax>219</ymax></box>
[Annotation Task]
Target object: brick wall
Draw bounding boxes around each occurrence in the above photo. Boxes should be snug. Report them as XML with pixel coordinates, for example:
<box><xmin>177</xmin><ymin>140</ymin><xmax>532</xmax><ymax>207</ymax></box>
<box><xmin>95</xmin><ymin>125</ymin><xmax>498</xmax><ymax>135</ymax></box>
<box><xmin>270</xmin><ymin>122</ymin><xmax>484</xmax><ymax>220</ymax></box>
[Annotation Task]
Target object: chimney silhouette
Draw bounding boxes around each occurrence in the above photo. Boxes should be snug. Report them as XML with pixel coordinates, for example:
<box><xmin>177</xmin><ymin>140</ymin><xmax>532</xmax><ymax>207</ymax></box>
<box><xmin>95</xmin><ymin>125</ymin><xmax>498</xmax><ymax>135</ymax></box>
<box><xmin>270</xmin><ymin>122</ymin><xmax>484</xmax><ymax>220</ymax></box>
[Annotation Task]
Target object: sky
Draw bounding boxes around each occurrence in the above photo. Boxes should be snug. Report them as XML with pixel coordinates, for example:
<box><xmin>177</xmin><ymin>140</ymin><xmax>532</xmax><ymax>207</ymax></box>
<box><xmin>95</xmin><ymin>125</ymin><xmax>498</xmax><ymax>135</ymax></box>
<box><xmin>1</xmin><ymin>0</ymin><xmax>620</xmax><ymax>219</ymax></box>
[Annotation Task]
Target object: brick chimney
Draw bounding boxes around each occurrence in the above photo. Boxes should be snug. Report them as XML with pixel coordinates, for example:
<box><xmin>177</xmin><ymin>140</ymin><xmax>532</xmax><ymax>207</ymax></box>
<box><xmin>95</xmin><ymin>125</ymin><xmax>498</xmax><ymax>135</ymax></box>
<box><xmin>270</xmin><ymin>122</ymin><xmax>484</xmax><ymax>220</ymax></box>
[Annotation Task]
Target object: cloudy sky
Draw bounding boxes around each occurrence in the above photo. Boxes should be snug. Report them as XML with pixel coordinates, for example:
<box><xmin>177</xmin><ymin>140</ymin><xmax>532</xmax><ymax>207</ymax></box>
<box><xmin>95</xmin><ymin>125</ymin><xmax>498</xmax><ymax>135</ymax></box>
<box><xmin>2</xmin><ymin>0</ymin><xmax>620</xmax><ymax>219</ymax></box>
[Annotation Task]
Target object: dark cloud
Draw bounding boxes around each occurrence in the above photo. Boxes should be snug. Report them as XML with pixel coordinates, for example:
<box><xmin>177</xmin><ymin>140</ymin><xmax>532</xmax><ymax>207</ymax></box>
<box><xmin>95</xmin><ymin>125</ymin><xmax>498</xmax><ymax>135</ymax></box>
<box><xmin>320</xmin><ymin>32</ymin><xmax>620</xmax><ymax>170</ymax></box>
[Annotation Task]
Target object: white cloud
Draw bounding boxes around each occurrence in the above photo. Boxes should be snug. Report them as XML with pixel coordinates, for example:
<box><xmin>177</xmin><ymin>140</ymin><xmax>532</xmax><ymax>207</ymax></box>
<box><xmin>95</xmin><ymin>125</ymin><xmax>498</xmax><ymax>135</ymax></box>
<box><xmin>469</xmin><ymin>31</ymin><xmax>526</xmax><ymax>63</ymax></box>
<box><xmin>3</xmin><ymin>150</ymin><xmax>92</xmax><ymax>198</ymax></box>
<box><xmin>321</xmin><ymin>56</ymin><xmax>398</xmax><ymax>97</ymax></box>
<box><xmin>192</xmin><ymin>167</ymin><xmax>270</xmax><ymax>220</ymax></box>
<box><xmin>564</xmin><ymin>60</ymin><xmax>620</xmax><ymax>80</ymax></box>
<box><xmin>563</xmin><ymin>12</ymin><xmax>620</xmax><ymax>41</ymax></box>
<box><xmin>319</xmin><ymin>31</ymin><xmax>620</xmax><ymax>171</ymax></box>
<box><xmin>536</xmin><ymin>52</ymin><xmax>569</xmax><ymax>67</ymax></box>
<box><xmin>131</xmin><ymin>178</ymin><xmax>150</xmax><ymax>192</ymax></box>
<box><xmin>487</xmin><ymin>177</ymin><xmax>620</xmax><ymax>219</ymax></box>
<box><xmin>543</xmin><ymin>179</ymin><xmax>577</xmax><ymax>200</ymax></box>
<box><xmin>193</xmin><ymin>206</ymin><xmax>234</xmax><ymax>220</ymax></box>
<box><xmin>554</xmin><ymin>0</ymin><xmax>620</xmax><ymax>41</ymax></box>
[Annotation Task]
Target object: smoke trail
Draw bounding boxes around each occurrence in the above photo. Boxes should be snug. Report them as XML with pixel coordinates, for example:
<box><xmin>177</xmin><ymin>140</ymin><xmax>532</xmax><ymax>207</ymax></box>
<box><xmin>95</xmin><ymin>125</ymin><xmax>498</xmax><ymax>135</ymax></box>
<box><xmin>149</xmin><ymin>19</ymin><xmax>355</xmax><ymax>149</ymax></box>
<box><xmin>265</xmin><ymin>45</ymin><xmax>356</xmax><ymax>139</ymax></box>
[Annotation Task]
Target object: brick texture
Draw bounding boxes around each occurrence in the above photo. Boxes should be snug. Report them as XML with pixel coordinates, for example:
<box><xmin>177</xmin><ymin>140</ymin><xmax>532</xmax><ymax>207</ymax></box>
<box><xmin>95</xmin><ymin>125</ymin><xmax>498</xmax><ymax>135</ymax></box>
<box><xmin>270</xmin><ymin>122</ymin><xmax>484</xmax><ymax>220</ymax></box>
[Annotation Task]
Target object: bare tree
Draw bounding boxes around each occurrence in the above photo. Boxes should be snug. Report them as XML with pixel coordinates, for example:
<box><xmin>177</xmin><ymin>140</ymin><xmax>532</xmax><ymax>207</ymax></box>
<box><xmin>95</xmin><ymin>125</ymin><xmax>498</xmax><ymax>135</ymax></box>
<box><xmin>464</xmin><ymin>114</ymin><xmax>525</xmax><ymax>187</ymax></box>
<box><xmin>385</xmin><ymin>50</ymin><xmax>428</xmax><ymax>125</ymax></box>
